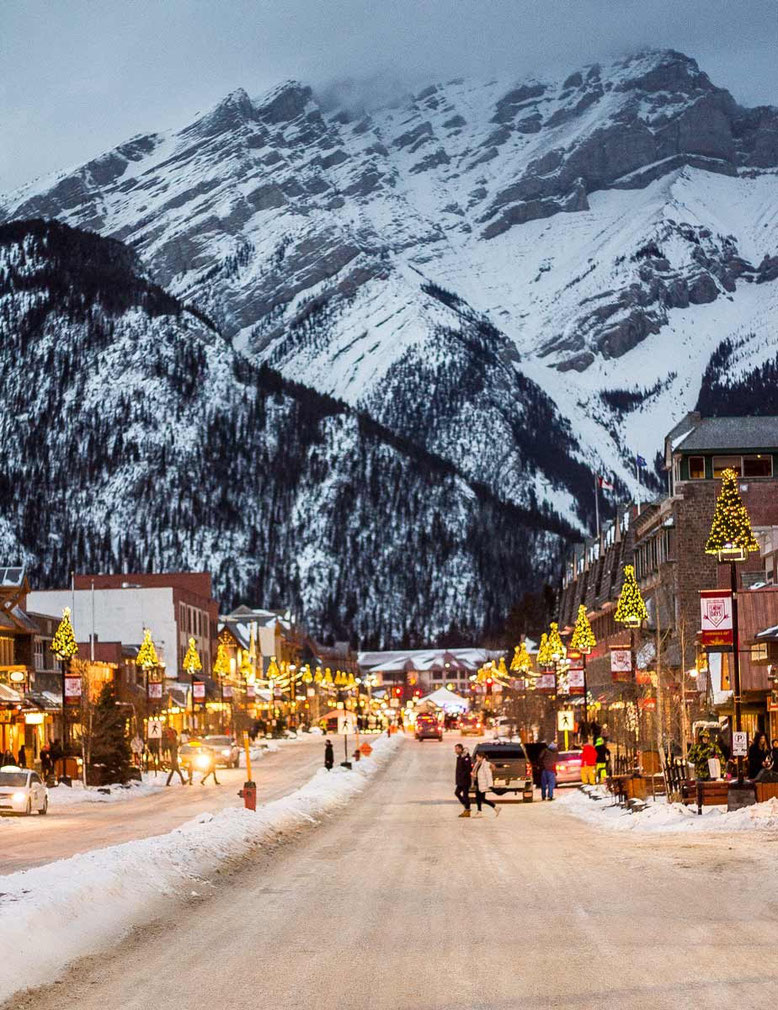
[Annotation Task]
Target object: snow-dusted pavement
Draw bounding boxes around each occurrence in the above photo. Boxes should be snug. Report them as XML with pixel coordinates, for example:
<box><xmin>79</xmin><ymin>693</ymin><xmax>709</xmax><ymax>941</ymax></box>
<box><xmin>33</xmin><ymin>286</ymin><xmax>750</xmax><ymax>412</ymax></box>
<box><xmin>0</xmin><ymin>736</ymin><xmax>324</xmax><ymax>874</ymax></box>
<box><xmin>10</xmin><ymin>735</ymin><xmax>778</xmax><ymax>1009</ymax></box>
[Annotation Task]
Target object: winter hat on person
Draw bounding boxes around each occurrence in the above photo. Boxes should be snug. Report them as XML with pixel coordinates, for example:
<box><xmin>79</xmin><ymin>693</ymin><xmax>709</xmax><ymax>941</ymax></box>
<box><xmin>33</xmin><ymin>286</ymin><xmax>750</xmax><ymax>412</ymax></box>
<box><xmin>548</xmin><ymin>742</ymin><xmax>558</xmax><ymax>750</ymax></box>
<box><xmin>595</xmin><ymin>737</ymin><xmax>604</xmax><ymax>746</ymax></box>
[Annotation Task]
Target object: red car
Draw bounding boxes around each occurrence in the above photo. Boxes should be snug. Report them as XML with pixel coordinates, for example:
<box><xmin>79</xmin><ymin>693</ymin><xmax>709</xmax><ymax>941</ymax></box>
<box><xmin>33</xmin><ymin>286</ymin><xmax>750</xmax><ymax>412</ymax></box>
<box><xmin>555</xmin><ymin>749</ymin><xmax>584</xmax><ymax>785</ymax></box>
<box><xmin>460</xmin><ymin>713</ymin><xmax>484</xmax><ymax>737</ymax></box>
<box><xmin>415</xmin><ymin>714</ymin><xmax>443</xmax><ymax>741</ymax></box>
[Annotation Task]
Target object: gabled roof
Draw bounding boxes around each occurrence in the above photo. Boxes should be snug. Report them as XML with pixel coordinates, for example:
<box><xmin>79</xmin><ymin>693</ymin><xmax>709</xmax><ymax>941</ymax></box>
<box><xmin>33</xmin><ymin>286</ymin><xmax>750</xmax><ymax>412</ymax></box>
<box><xmin>674</xmin><ymin>416</ymin><xmax>778</xmax><ymax>453</ymax></box>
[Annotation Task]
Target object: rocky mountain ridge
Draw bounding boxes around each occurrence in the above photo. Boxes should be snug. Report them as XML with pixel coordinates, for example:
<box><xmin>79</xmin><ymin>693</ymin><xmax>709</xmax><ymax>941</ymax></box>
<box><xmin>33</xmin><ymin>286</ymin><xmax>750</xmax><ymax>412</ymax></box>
<box><xmin>3</xmin><ymin>48</ymin><xmax>778</xmax><ymax>529</ymax></box>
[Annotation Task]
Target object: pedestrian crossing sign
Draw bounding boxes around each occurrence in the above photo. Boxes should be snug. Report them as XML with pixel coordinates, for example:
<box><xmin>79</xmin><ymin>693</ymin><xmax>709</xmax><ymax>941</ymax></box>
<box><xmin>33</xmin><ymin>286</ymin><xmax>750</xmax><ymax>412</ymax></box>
<box><xmin>557</xmin><ymin>710</ymin><xmax>575</xmax><ymax>732</ymax></box>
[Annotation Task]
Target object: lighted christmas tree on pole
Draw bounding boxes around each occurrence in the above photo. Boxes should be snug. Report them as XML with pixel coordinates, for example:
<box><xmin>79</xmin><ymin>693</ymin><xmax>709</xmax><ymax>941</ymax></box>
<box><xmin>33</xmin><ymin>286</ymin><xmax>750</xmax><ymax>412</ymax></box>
<box><xmin>510</xmin><ymin>642</ymin><xmax>533</xmax><ymax>675</ymax></box>
<box><xmin>213</xmin><ymin>642</ymin><xmax>231</xmax><ymax>733</ymax></box>
<box><xmin>536</xmin><ymin>633</ymin><xmax>552</xmax><ymax>669</ymax></box>
<box><xmin>183</xmin><ymin>637</ymin><xmax>201</xmax><ymax>732</ymax></box>
<box><xmin>570</xmin><ymin>605</ymin><xmax>596</xmax><ymax>729</ymax></box>
<box><xmin>136</xmin><ymin>628</ymin><xmax>159</xmax><ymax>671</ymax></box>
<box><xmin>52</xmin><ymin>607</ymin><xmax>78</xmax><ymax>760</ymax></box>
<box><xmin>548</xmin><ymin>622</ymin><xmax>567</xmax><ymax>662</ymax></box>
<box><xmin>705</xmin><ymin>467</ymin><xmax>758</xmax><ymax>783</ymax></box>
<box><xmin>704</xmin><ymin>467</ymin><xmax>759</xmax><ymax>561</ymax></box>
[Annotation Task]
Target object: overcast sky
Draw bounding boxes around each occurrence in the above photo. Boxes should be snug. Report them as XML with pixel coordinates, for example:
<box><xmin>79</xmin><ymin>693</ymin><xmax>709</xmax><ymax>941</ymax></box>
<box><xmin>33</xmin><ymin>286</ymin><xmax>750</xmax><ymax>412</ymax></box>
<box><xmin>2</xmin><ymin>0</ymin><xmax>777</xmax><ymax>192</ymax></box>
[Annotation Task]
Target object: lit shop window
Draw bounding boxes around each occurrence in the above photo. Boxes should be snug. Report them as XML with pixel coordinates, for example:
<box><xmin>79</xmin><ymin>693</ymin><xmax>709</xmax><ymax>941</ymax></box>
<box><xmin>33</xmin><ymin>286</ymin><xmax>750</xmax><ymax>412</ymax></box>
<box><xmin>712</xmin><ymin>455</ymin><xmax>742</xmax><ymax>478</ymax></box>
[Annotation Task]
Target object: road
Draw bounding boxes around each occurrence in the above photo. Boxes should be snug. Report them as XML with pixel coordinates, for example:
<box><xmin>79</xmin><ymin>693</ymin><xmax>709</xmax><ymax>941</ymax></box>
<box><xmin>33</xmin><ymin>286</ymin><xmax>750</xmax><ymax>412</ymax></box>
<box><xmin>10</xmin><ymin>734</ymin><xmax>778</xmax><ymax>1009</ymax></box>
<box><xmin>0</xmin><ymin>737</ymin><xmax>324</xmax><ymax>874</ymax></box>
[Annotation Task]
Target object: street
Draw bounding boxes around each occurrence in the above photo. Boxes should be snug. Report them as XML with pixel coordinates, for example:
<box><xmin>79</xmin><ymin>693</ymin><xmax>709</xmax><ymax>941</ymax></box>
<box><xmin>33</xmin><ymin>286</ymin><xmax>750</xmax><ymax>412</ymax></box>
<box><xmin>0</xmin><ymin>737</ymin><xmax>324</xmax><ymax>874</ymax></box>
<box><xmin>9</xmin><ymin>734</ymin><xmax>778</xmax><ymax>1009</ymax></box>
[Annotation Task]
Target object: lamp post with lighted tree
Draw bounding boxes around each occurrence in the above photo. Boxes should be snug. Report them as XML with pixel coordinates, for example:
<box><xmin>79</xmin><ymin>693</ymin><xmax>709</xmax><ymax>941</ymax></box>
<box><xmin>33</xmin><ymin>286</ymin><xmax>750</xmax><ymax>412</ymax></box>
<box><xmin>136</xmin><ymin>628</ymin><xmax>160</xmax><ymax>742</ymax></box>
<box><xmin>704</xmin><ymin>467</ymin><xmax>760</xmax><ymax>782</ymax></box>
<box><xmin>510</xmin><ymin>642</ymin><xmax>533</xmax><ymax>736</ymax></box>
<box><xmin>213</xmin><ymin>641</ymin><xmax>231</xmax><ymax>733</ymax></box>
<box><xmin>569</xmin><ymin>605</ymin><xmax>596</xmax><ymax>731</ymax></box>
<box><xmin>182</xmin><ymin>637</ymin><xmax>202</xmax><ymax>733</ymax></box>
<box><xmin>51</xmin><ymin>607</ymin><xmax>78</xmax><ymax>768</ymax></box>
<box><xmin>614</xmin><ymin>564</ymin><xmax>648</xmax><ymax>765</ymax></box>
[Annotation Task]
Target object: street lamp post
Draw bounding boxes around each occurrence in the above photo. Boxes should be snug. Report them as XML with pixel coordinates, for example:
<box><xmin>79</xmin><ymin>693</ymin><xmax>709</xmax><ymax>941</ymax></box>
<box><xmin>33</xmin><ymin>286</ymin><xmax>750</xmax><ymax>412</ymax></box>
<box><xmin>51</xmin><ymin>607</ymin><xmax>78</xmax><ymax>776</ymax></box>
<box><xmin>183</xmin><ymin>638</ymin><xmax>202</xmax><ymax>735</ymax></box>
<box><xmin>570</xmin><ymin>605</ymin><xmax>596</xmax><ymax>738</ymax></box>
<box><xmin>704</xmin><ymin>467</ymin><xmax>760</xmax><ymax>784</ymax></box>
<box><xmin>614</xmin><ymin>565</ymin><xmax>648</xmax><ymax>771</ymax></box>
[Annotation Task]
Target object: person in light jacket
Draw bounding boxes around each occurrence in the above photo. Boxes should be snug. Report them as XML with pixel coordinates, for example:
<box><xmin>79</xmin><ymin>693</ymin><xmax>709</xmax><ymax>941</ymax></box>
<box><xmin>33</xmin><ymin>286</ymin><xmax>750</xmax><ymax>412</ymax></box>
<box><xmin>472</xmin><ymin>753</ymin><xmax>500</xmax><ymax>818</ymax></box>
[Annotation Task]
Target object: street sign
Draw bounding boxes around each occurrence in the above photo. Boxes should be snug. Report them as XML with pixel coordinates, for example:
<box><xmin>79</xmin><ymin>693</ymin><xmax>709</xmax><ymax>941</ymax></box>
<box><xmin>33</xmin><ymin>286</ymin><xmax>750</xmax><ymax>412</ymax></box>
<box><xmin>147</xmin><ymin>719</ymin><xmax>163</xmax><ymax>740</ymax></box>
<box><xmin>557</xmin><ymin>710</ymin><xmax>575</xmax><ymax>732</ymax></box>
<box><xmin>700</xmin><ymin>589</ymin><xmax>733</xmax><ymax>648</ymax></box>
<box><xmin>732</xmin><ymin>731</ymin><xmax>748</xmax><ymax>757</ymax></box>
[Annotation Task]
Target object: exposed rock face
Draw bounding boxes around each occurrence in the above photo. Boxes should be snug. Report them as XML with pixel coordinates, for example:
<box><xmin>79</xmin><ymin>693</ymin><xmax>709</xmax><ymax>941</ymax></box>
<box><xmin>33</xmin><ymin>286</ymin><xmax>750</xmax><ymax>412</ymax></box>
<box><xmin>2</xmin><ymin>49</ymin><xmax>778</xmax><ymax>524</ymax></box>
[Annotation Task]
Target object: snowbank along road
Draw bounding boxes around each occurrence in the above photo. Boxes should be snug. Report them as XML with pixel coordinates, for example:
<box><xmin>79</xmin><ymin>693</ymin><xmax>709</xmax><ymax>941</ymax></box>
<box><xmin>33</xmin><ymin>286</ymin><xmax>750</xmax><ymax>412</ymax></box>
<box><xmin>0</xmin><ymin>736</ymin><xmax>324</xmax><ymax>874</ymax></box>
<box><xmin>8</xmin><ymin>733</ymin><xmax>778</xmax><ymax>1010</ymax></box>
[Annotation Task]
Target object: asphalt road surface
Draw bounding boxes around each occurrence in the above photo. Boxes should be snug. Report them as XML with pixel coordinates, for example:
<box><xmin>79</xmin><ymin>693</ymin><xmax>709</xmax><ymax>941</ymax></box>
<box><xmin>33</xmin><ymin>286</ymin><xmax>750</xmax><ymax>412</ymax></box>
<box><xmin>10</xmin><ymin>734</ymin><xmax>778</xmax><ymax>1009</ymax></box>
<box><xmin>0</xmin><ymin>737</ymin><xmax>325</xmax><ymax>874</ymax></box>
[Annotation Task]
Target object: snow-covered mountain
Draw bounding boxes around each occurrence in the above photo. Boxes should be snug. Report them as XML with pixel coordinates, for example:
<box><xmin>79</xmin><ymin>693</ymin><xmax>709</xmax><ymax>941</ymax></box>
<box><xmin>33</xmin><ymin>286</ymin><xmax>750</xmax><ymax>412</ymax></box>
<box><xmin>0</xmin><ymin>219</ymin><xmax>571</xmax><ymax>646</ymax></box>
<box><xmin>4</xmin><ymin>49</ymin><xmax>778</xmax><ymax>525</ymax></box>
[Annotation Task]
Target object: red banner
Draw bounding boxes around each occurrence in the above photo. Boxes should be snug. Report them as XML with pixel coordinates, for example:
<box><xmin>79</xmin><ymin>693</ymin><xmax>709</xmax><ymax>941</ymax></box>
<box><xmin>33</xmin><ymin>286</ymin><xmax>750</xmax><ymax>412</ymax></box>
<box><xmin>537</xmin><ymin>673</ymin><xmax>555</xmax><ymax>693</ymax></box>
<box><xmin>193</xmin><ymin>681</ymin><xmax>205</xmax><ymax>702</ymax></box>
<box><xmin>700</xmin><ymin>589</ymin><xmax>733</xmax><ymax>648</ymax></box>
<box><xmin>568</xmin><ymin>669</ymin><xmax>585</xmax><ymax>695</ymax></box>
<box><xmin>64</xmin><ymin>677</ymin><xmax>82</xmax><ymax>704</ymax></box>
<box><xmin>638</xmin><ymin>696</ymin><xmax>657</xmax><ymax>711</ymax></box>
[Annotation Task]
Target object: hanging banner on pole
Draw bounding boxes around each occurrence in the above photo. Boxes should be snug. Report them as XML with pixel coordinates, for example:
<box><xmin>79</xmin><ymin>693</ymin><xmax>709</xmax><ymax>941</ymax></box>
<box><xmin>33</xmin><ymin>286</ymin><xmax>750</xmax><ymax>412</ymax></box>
<box><xmin>700</xmin><ymin>589</ymin><xmax>733</xmax><ymax>648</ymax></box>
<box><xmin>64</xmin><ymin>677</ymin><xmax>82</xmax><ymax>703</ymax></box>
<box><xmin>567</xmin><ymin>650</ymin><xmax>583</xmax><ymax>670</ymax></box>
<box><xmin>193</xmin><ymin>681</ymin><xmax>206</xmax><ymax>702</ymax></box>
<box><xmin>537</xmin><ymin>673</ymin><xmax>555</xmax><ymax>692</ymax></box>
<box><xmin>610</xmin><ymin>648</ymin><xmax>632</xmax><ymax>682</ymax></box>
<box><xmin>568</xmin><ymin>669</ymin><xmax>585</xmax><ymax>695</ymax></box>
<box><xmin>147</xmin><ymin>681</ymin><xmax>163</xmax><ymax>700</ymax></box>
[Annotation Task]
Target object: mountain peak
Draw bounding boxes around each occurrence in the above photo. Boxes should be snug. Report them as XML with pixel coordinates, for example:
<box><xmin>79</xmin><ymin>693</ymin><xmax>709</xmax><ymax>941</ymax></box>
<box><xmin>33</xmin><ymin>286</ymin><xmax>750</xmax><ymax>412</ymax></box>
<box><xmin>252</xmin><ymin>80</ymin><xmax>313</xmax><ymax>125</ymax></box>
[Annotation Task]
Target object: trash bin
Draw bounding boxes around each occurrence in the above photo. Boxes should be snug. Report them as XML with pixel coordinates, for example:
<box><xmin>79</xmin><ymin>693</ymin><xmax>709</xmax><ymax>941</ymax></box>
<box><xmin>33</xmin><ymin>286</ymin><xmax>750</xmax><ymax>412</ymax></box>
<box><xmin>238</xmin><ymin>780</ymin><xmax>257</xmax><ymax>811</ymax></box>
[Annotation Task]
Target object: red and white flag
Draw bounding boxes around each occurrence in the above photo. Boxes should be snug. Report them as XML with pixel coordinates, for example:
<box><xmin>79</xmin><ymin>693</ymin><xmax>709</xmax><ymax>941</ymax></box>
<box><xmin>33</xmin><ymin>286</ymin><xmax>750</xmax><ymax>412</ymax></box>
<box><xmin>597</xmin><ymin>475</ymin><xmax>614</xmax><ymax>490</ymax></box>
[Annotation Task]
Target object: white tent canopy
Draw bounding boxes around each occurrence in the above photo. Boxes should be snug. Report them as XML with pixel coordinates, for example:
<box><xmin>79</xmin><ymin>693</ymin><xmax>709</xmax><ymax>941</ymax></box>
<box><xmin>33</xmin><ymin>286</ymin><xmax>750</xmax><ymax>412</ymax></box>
<box><xmin>419</xmin><ymin>688</ymin><xmax>469</xmax><ymax>712</ymax></box>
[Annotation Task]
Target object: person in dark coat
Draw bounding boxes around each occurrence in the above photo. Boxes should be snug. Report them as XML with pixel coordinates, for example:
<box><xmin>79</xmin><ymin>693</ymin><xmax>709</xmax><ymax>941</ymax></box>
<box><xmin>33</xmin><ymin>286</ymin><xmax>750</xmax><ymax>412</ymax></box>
<box><xmin>454</xmin><ymin>743</ymin><xmax>472</xmax><ymax>817</ymax></box>
<box><xmin>748</xmin><ymin>732</ymin><xmax>771</xmax><ymax>780</ymax></box>
<box><xmin>539</xmin><ymin>742</ymin><xmax>558</xmax><ymax>800</ymax></box>
<box><xmin>17</xmin><ymin>744</ymin><xmax>27</xmax><ymax>768</ymax></box>
<box><xmin>324</xmin><ymin>739</ymin><xmax>334</xmax><ymax>771</ymax></box>
<box><xmin>165</xmin><ymin>732</ymin><xmax>186</xmax><ymax>786</ymax></box>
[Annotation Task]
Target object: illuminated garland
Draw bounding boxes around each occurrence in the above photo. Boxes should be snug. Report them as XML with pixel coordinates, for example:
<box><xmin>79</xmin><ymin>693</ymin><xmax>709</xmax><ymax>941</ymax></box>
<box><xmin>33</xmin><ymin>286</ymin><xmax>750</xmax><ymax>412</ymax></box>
<box><xmin>570</xmin><ymin>605</ymin><xmax>596</xmax><ymax>654</ymax></box>
<box><xmin>705</xmin><ymin>467</ymin><xmax>759</xmax><ymax>558</ymax></box>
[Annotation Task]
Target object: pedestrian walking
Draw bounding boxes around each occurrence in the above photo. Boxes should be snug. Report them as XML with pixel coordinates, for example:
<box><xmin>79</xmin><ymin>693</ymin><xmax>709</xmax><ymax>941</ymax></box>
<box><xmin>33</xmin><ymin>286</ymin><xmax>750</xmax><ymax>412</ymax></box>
<box><xmin>581</xmin><ymin>738</ymin><xmax>597</xmax><ymax>786</ymax></box>
<box><xmin>324</xmin><ymin>738</ymin><xmax>334</xmax><ymax>771</ymax></box>
<box><xmin>130</xmin><ymin>733</ymin><xmax>144</xmax><ymax>769</ymax></box>
<box><xmin>594</xmin><ymin>737</ymin><xmax>610</xmax><ymax>783</ymax></box>
<box><xmin>539</xmin><ymin>742</ymin><xmax>558</xmax><ymax>800</ymax></box>
<box><xmin>40</xmin><ymin>743</ymin><xmax>52</xmax><ymax>779</ymax></box>
<box><xmin>199</xmin><ymin>746</ymin><xmax>220</xmax><ymax>786</ymax></box>
<box><xmin>17</xmin><ymin>744</ymin><xmax>27</xmax><ymax>768</ymax></box>
<box><xmin>472</xmin><ymin>752</ymin><xmax>500</xmax><ymax>817</ymax></box>
<box><xmin>454</xmin><ymin>743</ymin><xmax>472</xmax><ymax>817</ymax></box>
<box><xmin>165</xmin><ymin>732</ymin><xmax>186</xmax><ymax>786</ymax></box>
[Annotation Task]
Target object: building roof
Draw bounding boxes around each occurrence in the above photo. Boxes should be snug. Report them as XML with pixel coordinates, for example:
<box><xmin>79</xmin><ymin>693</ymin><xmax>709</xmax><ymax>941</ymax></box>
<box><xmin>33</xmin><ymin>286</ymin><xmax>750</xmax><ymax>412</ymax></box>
<box><xmin>674</xmin><ymin>416</ymin><xmax>778</xmax><ymax>453</ymax></box>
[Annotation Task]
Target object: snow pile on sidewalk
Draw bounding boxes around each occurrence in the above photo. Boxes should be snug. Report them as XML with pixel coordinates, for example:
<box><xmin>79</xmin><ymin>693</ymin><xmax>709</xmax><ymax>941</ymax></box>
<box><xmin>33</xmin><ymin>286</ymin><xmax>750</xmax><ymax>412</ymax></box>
<box><xmin>47</xmin><ymin>774</ymin><xmax>166</xmax><ymax>807</ymax></box>
<box><xmin>558</xmin><ymin>785</ymin><xmax>778</xmax><ymax>833</ymax></box>
<box><xmin>0</xmin><ymin>733</ymin><xmax>402</xmax><ymax>1002</ymax></box>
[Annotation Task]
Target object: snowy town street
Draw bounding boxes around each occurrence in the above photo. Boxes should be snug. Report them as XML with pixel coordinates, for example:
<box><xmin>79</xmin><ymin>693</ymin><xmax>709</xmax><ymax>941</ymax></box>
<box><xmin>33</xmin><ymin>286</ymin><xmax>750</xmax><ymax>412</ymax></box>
<box><xmin>0</xmin><ymin>737</ymin><xmax>322</xmax><ymax>874</ymax></box>
<box><xmin>9</xmin><ymin>734</ymin><xmax>778</xmax><ymax>1010</ymax></box>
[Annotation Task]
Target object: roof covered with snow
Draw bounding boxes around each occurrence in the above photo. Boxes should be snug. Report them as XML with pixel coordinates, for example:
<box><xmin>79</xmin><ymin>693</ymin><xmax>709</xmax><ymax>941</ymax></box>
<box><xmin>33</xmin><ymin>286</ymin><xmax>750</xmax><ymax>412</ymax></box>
<box><xmin>674</xmin><ymin>416</ymin><xmax>778</xmax><ymax>452</ymax></box>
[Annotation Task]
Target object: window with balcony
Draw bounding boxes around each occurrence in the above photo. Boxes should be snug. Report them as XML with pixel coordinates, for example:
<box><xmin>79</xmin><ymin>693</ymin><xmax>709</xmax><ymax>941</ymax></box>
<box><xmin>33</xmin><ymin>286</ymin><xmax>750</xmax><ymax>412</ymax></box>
<box><xmin>688</xmin><ymin>456</ymin><xmax>705</xmax><ymax>479</ymax></box>
<box><xmin>743</xmin><ymin>455</ymin><xmax>773</xmax><ymax>478</ymax></box>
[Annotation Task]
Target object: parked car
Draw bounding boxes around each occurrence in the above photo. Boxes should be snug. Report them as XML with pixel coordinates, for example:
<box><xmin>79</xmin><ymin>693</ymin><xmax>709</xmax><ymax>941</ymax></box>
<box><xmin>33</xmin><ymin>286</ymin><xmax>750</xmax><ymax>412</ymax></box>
<box><xmin>460</xmin><ymin>713</ymin><xmax>485</xmax><ymax>737</ymax></box>
<box><xmin>471</xmin><ymin>741</ymin><xmax>532</xmax><ymax>796</ymax></box>
<box><xmin>0</xmin><ymin>765</ymin><xmax>48</xmax><ymax>815</ymax></box>
<box><xmin>491</xmin><ymin>717</ymin><xmax>519</xmax><ymax>740</ymax></box>
<box><xmin>415</xmin><ymin>713</ymin><xmax>443</xmax><ymax>741</ymax></box>
<box><xmin>203</xmin><ymin>735</ymin><xmax>241</xmax><ymax>768</ymax></box>
<box><xmin>555</xmin><ymin>749</ymin><xmax>584</xmax><ymax>785</ymax></box>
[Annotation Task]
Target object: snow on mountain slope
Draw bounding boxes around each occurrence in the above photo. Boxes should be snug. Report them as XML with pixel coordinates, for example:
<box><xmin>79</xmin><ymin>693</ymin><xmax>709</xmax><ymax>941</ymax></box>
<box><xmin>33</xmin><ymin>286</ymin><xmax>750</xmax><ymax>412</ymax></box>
<box><xmin>0</xmin><ymin>219</ymin><xmax>570</xmax><ymax>645</ymax></box>
<box><xmin>3</xmin><ymin>49</ymin><xmax>778</xmax><ymax>522</ymax></box>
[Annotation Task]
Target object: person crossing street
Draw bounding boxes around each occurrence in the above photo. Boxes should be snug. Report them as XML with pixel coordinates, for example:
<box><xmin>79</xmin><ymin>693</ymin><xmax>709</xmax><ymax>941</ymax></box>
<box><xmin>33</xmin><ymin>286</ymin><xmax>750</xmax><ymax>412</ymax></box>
<box><xmin>472</xmin><ymin>751</ymin><xmax>500</xmax><ymax>817</ymax></box>
<box><xmin>165</xmin><ymin>731</ymin><xmax>186</xmax><ymax>786</ymax></box>
<box><xmin>454</xmin><ymin>743</ymin><xmax>472</xmax><ymax>817</ymax></box>
<box><xmin>539</xmin><ymin>742</ymin><xmax>558</xmax><ymax>800</ymax></box>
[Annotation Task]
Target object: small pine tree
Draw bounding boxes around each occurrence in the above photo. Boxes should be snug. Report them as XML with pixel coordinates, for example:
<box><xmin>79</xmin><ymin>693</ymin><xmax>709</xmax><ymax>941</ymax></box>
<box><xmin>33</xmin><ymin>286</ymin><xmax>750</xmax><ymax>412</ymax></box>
<box><xmin>570</xmin><ymin>605</ymin><xmax>596</xmax><ymax>654</ymax></box>
<box><xmin>705</xmin><ymin>467</ymin><xmax>760</xmax><ymax>558</ymax></box>
<box><xmin>614</xmin><ymin>565</ymin><xmax>648</xmax><ymax>627</ymax></box>
<box><xmin>89</xmin><ymin>682</ymin><xmax>132</xmax><ymax>783</ymax></box>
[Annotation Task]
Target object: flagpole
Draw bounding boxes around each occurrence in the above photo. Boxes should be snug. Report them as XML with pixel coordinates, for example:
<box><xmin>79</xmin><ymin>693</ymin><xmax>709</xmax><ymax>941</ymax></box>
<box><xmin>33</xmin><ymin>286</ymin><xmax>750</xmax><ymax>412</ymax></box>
<box><xmin>594</xmin><ymin>473</ymin><xmax>600</xmax><ymax>538</ymax></box>
<box><xmin>635</xmin><ymin>458</ymin><xmax>641</xmax><ymax>515</ymax></box>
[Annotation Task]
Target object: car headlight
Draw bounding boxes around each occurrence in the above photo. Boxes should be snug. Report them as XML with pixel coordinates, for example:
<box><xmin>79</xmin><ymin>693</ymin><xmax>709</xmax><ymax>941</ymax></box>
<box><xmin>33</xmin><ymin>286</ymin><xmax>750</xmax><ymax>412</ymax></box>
<box><xmin>221</xmin><ymin>749</ymin><xmax>231</xmax><ymax>757</ymax></box>
<box><xmin>12</xmin><ymin>791</ymin><xmax>26</xmax><ymax>802</ymax></box>
<box><xmin>195</xmin><ymin>754</ymin><xmax>210</xmax><ymax>769</ymax></box>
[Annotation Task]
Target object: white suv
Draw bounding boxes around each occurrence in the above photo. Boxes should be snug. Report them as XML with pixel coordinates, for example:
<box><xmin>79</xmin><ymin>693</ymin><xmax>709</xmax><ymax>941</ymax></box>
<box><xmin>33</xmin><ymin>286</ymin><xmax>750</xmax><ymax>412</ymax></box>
<box><xmin>0</xmin><ymin>765</ymin><xmax>48</xmax><ymax>815</ymax></box>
